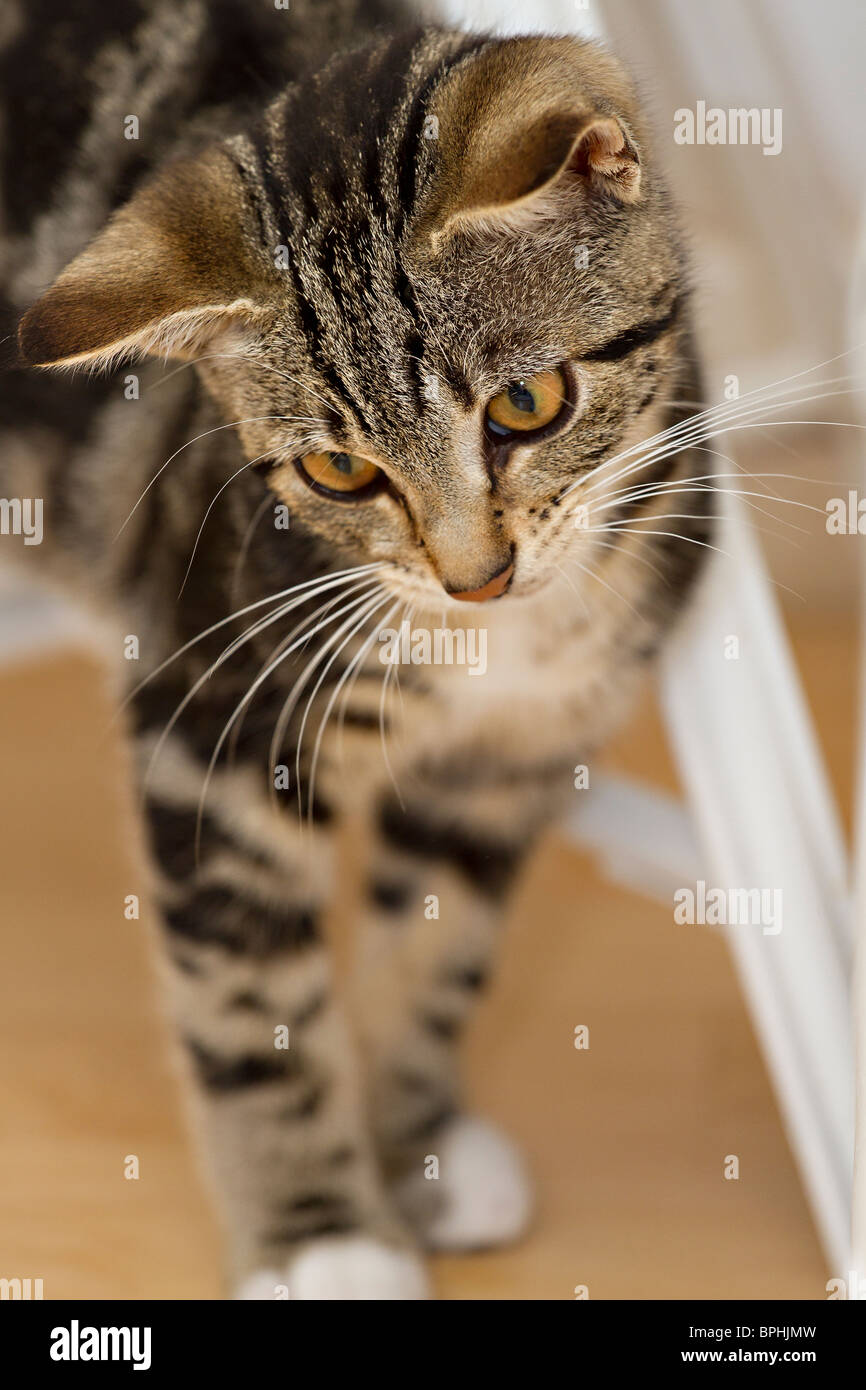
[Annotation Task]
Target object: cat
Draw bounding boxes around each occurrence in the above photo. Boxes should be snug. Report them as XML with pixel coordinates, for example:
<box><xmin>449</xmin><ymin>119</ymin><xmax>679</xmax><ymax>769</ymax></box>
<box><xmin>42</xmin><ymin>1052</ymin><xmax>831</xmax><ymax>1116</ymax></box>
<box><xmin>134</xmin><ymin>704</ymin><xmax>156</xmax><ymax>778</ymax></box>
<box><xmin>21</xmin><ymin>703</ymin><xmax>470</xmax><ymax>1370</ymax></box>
<box><xmin>1</xmin><ymin>0</ymin><xmax>710</xmax><ymax>1298</ymax></box>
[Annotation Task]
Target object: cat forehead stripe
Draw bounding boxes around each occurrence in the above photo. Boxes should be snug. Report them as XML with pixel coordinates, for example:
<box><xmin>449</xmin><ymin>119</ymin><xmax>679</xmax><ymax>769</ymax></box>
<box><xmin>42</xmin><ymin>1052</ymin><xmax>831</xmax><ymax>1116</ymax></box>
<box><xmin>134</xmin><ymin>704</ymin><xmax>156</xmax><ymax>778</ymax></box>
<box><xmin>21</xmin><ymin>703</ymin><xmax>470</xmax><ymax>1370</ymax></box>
<box><xmin>580</xmin><ymin>295</ymin><xmax>683</xmax><ymax>363</ymax></box>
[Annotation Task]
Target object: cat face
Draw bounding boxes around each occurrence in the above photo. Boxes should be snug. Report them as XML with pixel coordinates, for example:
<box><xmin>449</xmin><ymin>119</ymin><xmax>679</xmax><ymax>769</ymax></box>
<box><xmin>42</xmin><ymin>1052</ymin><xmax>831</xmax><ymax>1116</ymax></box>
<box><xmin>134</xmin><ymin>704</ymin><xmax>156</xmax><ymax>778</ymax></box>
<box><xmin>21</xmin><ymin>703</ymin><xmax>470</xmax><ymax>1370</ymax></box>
<box><xmin>19</xmin><ymin>30</ymin><xmax>687</xmax><ymax>608</ymax></box>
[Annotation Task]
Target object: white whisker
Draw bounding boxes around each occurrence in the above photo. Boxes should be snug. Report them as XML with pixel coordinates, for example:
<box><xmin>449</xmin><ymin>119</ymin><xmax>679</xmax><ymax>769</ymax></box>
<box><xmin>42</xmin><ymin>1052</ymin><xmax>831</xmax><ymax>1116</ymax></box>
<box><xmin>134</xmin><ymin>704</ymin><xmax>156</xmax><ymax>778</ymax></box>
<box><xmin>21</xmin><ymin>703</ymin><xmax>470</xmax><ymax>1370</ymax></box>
<box><xmin>229</xmin><ymin>493</ymin><xmax>273</xmax><ymax>609</ymax></box>
<box><xmin>195</xmin><ymin>586</ymin><xmax>384</xmax><ymax>857</ymax></box>
<box><xmin>575</xmin><ymin>389</ymin><xmax>861</xmax><ymax>503</ymax></box>
<box><xmin>304</xmin><ymin>595</ymin><xmax>400</xmax><ymax>827</ymax></box>
<box><xmin>580</xmin><ymin>540</ymin><xmax>670</xmax><ymax>586</ymax></box>
<box><xmin>226</xmin><ymin>576</ymin><xmax>383</xmax><ymax>762</ymax></box>
<box><xmin>178</xmin><ymin>451</ymin><xmax>274</xmax><ymax>598</ymax></box>
<box><xmin>142</xmin><ymin>571</ymin><xmax>384</xmax><ymax>791</ymax></box>
<box><xmin>147</xmin><ymin>350</ymin><xmax>334</xmax><ymax>411</ymax></box>
<box><xmin>576</xmin><ymin>387</ymin><xmax>864</xmax><ymax>504</ymax></box>
<box><xmin>553</xmin><ymin>561</ymin><xmax>591</xmax><ymax>617</ymax></box>
<box><xmin>115</xmin><ymin>415</ymin><xmax>312</xmax><ymax>537</ymax></box>
<box><xmin>562</xmin><ymin>553</ymin><xmax>641</xmax><ymax>618</ymax></box>
<box><xmin>378</xmin><ymin>643</ymin><xmax>404</xmax><ymax>811</ymax></box>
<box><xmin>589</xmin><ymin>510</ymin><xmax>802</xmax><ymax>550</ymax></box>
<box><xmin>120</xmin><ymin>561</ymin><xmax>384</xmax><ymax>714</ymax></box>
<box><xmin>292</xmin><ymin>591</ymin><xmax>391</xmax><ymax>820</ymax></box>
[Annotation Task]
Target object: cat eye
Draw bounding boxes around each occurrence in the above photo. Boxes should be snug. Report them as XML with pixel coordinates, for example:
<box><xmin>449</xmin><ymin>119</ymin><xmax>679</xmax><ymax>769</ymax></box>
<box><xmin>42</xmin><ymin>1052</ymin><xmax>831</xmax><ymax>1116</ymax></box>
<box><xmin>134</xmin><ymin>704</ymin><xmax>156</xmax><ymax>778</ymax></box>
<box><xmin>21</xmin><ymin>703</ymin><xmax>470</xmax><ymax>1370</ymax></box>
<box><xmin>295</xmin><ymin>450</ymin><xmax>385</xmax><ymax>499</ymax></box>
<box><xmin>485</xmin><ymin>367</ymin><xmax>569</xmax><ymax>439</ymax></box>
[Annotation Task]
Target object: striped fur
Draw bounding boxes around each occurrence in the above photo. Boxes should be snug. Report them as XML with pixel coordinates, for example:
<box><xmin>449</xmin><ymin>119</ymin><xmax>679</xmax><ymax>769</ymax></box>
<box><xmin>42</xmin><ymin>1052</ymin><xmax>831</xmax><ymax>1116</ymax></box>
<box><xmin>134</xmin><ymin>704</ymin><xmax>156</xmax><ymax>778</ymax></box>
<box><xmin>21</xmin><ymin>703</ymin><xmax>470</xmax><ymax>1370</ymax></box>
<box><xmin>1</xmin><ymin>1</ymin><xmax>710</xmax><ymax>1297</ymax></box>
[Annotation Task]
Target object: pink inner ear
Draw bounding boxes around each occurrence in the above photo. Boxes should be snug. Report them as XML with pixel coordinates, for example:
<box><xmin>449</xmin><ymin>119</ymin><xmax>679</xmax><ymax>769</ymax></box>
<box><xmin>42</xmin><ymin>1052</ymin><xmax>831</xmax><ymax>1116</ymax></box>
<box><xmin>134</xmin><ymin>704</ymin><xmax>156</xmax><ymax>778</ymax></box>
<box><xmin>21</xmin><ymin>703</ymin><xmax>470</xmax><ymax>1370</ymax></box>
<box><xmin>567</xmin><ymin>118</ymin><xmax>641</xmax><ymax>201</ymax></box>
<box><xmin>569</xmin><ymin>119</ymin><xmax>623</xmax><ymax>174</ymax></box>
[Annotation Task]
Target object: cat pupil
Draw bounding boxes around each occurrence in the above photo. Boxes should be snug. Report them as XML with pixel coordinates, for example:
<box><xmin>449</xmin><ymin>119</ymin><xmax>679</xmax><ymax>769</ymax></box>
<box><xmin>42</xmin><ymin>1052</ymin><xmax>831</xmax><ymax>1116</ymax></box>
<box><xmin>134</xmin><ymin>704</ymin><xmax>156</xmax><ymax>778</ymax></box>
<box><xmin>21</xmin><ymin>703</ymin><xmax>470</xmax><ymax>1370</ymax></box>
<box><xmin>333</xmin><ymin>452</ymin><xmax>353</xmax><ymax>474</ymax></box>
<box><xmin>508</xmin><ymin>382</ymin><xmax>536</xmax><ymax>413</ymax></box>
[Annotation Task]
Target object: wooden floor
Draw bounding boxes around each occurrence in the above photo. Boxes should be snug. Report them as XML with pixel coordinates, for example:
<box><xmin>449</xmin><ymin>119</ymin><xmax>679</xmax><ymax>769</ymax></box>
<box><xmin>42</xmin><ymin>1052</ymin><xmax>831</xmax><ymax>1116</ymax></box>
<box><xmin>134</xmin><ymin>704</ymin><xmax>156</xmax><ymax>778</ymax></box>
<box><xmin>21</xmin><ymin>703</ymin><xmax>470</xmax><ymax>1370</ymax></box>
<box><xmin>0</xmin><ymin>618</ymin><xmax>852</xmax><ymax>1300</ymax></box>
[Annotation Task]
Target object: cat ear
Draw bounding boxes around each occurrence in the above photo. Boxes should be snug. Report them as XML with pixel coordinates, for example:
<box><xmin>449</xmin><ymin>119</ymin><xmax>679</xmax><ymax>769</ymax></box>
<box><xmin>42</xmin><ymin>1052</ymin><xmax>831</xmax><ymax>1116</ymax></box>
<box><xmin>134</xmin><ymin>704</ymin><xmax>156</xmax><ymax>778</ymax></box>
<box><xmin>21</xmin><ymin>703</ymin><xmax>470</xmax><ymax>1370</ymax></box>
<box><xmin>18</xmin><ymin>147</ymin><xmax>273</xmax><ymax>369</ymax></box>
<box><xmin>417</xmin><ymin>37</ymin><xmax>642</xmax><ymax>245</ymax></box>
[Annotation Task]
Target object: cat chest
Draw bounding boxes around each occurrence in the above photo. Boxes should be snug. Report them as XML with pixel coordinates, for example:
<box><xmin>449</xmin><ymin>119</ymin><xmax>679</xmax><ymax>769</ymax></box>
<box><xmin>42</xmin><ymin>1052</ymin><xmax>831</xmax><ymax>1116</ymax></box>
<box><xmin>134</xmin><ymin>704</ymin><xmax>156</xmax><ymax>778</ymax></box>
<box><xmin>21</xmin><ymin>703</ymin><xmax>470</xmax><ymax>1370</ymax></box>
<box><xmin>385</xmin><ymin>606</ymin><xmax>605</xmax><ymax>726</ymax></box>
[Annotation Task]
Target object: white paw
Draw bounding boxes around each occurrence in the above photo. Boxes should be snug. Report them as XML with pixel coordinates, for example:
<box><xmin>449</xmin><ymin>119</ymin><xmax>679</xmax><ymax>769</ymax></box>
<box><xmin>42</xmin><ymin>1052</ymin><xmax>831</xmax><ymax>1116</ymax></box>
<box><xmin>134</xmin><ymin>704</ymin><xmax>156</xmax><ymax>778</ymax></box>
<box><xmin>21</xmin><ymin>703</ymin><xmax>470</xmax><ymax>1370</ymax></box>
<box><xmin>422</xmin><ymin>1115</ymin><xmax>533</xmax><ymax>1251</ymax></box>
<box><xmin>235</xmin><ymin>1236</ymin><xmax>430</xmax><ymax>1301</ymax></box>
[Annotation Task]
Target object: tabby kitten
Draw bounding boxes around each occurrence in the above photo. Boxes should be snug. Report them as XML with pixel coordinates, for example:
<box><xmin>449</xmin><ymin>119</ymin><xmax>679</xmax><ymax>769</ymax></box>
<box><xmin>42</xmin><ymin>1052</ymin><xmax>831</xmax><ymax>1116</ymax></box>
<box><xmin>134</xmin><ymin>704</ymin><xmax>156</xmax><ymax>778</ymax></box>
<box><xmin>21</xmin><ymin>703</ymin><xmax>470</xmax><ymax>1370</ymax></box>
<box><xmin>1</xmin><ymin>0</ymin><xmax>709</xmax><ymax>1298</ymax></box>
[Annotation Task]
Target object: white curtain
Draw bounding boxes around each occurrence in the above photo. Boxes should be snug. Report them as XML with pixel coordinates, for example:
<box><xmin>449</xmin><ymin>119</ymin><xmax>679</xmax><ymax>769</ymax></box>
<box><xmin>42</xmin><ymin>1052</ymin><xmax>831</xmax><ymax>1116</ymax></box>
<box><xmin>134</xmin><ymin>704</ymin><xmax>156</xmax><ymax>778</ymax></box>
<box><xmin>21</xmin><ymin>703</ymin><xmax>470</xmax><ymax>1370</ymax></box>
<box><xmin>598</xmin><ymin>0</ymin><xmax>865</xmax><ymax>395</ymax></box>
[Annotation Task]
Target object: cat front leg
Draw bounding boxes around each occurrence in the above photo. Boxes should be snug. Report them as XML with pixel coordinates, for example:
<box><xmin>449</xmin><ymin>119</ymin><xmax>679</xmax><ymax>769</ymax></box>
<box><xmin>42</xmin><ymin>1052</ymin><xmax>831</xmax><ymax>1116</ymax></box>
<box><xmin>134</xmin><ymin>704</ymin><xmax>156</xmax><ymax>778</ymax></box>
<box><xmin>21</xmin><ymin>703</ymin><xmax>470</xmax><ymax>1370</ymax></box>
<box><xmin>138</xmin><ymin>751</ymin><xmax>427</xmax><ymax>1300</ymax></box>
<box><xmin>351</xmin><ymin>769</ymin><xmax>565</xmax><ymax>1252</ymax></box>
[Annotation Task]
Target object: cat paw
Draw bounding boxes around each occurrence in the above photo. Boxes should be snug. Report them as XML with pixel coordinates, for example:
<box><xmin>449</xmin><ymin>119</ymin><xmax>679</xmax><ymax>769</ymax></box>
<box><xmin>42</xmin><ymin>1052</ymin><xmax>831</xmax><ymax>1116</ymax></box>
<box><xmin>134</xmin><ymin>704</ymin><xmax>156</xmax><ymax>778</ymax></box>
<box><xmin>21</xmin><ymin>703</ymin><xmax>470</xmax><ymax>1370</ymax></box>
<box><xmin>399</xmin><ymin>1115</ymin><xmax>533</xmax><ymax>1251</ymax></box>
<box><xmin>235</xmin><ymin>1236</ymin><xmax>430</xmax><ymax>1300</ymax></box>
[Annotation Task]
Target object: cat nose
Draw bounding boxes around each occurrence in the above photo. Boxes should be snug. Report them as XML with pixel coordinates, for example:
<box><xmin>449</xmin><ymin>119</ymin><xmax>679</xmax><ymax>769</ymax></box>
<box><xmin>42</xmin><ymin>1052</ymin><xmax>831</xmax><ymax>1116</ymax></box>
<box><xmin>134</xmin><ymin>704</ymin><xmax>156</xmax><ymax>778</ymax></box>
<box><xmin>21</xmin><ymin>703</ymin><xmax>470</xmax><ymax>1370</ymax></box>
<box><xmin>446</xmin><ymin>560</ymin><xmax>514</xmax><ymax>603</ymax></box>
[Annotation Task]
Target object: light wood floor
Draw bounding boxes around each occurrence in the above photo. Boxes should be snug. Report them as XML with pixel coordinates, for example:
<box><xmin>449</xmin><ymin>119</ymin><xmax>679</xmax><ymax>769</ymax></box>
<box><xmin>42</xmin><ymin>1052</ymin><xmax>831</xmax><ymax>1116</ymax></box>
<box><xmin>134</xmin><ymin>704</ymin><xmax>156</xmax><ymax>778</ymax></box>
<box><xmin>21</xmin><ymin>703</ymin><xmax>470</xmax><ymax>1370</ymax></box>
<box><xmin>0</xmin><ymin>618</ymin><xmax>852</xmax><ymax>1299</ymax></box>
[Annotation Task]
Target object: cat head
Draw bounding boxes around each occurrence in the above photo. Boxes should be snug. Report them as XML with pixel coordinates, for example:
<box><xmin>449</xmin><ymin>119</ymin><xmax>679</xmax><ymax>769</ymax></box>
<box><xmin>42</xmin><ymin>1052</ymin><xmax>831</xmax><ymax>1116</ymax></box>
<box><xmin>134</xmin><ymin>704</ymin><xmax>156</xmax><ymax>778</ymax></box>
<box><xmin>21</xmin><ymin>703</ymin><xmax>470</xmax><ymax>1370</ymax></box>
<box><xmin>18</xmin><ymin>29</ymin><xmax>686</xmax><ymax>606</ymax></box>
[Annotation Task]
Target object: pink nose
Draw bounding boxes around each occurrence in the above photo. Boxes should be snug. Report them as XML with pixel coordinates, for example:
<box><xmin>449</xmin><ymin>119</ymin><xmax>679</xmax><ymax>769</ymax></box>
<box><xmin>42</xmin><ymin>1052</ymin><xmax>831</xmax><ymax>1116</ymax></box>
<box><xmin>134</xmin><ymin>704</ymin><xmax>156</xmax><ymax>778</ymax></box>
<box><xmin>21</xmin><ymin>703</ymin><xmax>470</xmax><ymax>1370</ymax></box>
<box><xmin>447</xmin><ymin>561</ymin><xmax>514</xmax><ymax>604</ymax></box>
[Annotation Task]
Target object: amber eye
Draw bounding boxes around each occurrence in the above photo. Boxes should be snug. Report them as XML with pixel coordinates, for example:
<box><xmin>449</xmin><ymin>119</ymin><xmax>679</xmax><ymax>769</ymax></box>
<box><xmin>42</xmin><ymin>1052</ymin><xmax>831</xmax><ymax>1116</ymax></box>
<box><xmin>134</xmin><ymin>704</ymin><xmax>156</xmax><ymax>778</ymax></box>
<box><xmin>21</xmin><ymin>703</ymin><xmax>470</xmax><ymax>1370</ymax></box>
<box><xmin>486</xmin><ymin>367</ymin><xmax>568</xmax><ymax>438</ymax></box>
<box><xmin>296</xmin><ymin>450</ymin><xmax>384</xmax><ymax>498</ymax></box>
